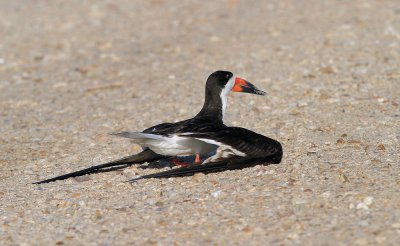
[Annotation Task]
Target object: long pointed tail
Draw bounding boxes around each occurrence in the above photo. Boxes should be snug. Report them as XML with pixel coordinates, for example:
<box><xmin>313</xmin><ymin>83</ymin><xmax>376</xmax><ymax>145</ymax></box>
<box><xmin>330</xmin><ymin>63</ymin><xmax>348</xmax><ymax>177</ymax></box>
<box><xmin>33</xmin><ymin>149</ymin><xmax>165</xmax><ymax>184</ymax></box>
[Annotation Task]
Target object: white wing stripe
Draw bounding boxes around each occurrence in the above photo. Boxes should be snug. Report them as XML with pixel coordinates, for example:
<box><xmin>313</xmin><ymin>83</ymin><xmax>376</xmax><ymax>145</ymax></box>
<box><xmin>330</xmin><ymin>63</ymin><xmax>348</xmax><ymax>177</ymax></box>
<box><xmin>193</xmin><ymin>137</ymin><xmax>247</xmax><ymax>164</ymax></box>
<box><xmin>178</xmin><ymin>135</ymin><xmax>246</xmax><ymax>158</ymax></box>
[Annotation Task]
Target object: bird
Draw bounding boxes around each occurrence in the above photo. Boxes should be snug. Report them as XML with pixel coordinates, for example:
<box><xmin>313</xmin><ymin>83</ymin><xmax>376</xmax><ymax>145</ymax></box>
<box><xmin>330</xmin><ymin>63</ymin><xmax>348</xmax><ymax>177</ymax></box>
<box><xmin>33</xmin><ymin>70</ymin><xmax>282</xmax><ymax>184</ymax></box>
<box><xmin>126</xmin><ymin>127</ymin><xmax>282</xmax><ymax>182</ymax></box>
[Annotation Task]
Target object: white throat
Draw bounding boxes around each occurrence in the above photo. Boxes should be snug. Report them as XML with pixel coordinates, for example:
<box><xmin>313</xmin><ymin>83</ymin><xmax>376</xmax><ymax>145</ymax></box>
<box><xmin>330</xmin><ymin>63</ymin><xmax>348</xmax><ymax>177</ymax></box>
<box><xmin>220</xmin><ymin>75</ymin><xmax>235</xmax><ymax>122</ymax></box>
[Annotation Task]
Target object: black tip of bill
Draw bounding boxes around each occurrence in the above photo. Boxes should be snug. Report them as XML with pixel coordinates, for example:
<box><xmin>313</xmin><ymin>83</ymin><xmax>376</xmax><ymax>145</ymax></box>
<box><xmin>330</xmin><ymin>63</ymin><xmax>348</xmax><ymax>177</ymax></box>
<box><xmin>253</xmin><ymin>88</ymin><xmax>266</xmax><ymax>96</ymax></box>
<box><xmin>242</xmin><ymin>82</ymin><xmax>266</xmax><ymax>96</ymax></box>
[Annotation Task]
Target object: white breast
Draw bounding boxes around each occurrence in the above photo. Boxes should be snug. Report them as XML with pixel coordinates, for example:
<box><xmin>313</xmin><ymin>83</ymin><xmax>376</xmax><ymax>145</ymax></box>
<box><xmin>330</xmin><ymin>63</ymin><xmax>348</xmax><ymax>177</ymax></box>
<box><xmin>220</xmin><ymin>75</ymin><xmax>235</xmax><ymax>122</ymax></box>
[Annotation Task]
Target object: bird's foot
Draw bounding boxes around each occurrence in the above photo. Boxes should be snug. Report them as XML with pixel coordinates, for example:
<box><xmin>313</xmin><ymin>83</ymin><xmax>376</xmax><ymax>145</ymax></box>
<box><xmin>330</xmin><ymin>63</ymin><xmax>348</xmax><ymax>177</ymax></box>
<box><xmin>195</xmin><ymin>154</ymin><xmax>201</xmax><ymax>164</ymax></box>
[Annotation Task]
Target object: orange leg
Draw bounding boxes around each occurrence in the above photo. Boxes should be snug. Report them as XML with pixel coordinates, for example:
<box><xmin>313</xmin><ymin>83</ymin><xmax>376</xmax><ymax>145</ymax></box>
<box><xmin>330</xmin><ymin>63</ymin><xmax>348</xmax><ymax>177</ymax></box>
<box><xmin>172</xmin><ymin>154</ymin><xmax>201</xmax><ymax>167</ymax></box>
<box><xmin>195</xmin><ymin>154</ymin><xmax>201</xmax><ymax>164</ymax></box>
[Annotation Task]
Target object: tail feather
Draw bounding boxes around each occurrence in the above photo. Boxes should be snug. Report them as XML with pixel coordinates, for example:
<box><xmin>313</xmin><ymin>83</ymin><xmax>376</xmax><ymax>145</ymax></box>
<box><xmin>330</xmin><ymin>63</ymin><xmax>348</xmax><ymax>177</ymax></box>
<box><xmin>33</xmin><ymin>149</ymin><xmax>165</xmax><ymax>184</ymax></box>
<box><xmin>111</xmin><ymin>132</ymin><xmax>165</xmax><ymax>140</ymax></box>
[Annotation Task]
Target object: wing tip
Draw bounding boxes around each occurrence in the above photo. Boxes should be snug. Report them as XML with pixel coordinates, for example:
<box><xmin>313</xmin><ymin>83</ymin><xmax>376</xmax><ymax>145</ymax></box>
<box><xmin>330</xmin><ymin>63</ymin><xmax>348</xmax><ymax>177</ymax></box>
<box><xmin>110</xmin><ymin>131</ymin><xmax>129</xmax><ymax>137</ymax></box>
<box><xmin>32</xmin><ymin>177</ymin><xmax>58</xmax><ymax>184</ymax></box>
<box><xmin>126</xmin><ymin>177</ymin><xmax>143</xmax><ymax>183</ymax></box>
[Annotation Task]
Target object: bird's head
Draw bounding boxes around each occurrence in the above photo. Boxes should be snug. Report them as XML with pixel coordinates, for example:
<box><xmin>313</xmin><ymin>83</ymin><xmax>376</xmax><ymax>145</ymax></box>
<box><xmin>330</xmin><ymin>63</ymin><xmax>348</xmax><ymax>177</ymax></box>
<box><xmin>207</xmin><ymin>70</ymin><xmax>266</xmax><ymax>96</ymax></box>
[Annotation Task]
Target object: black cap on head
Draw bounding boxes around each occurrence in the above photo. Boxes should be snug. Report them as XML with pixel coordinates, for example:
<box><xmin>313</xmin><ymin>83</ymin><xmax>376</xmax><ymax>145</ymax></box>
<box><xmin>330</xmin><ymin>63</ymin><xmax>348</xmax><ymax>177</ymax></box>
<box><xmin>207</xmin><ymin>71</ymin><xmax>233</xmax><ymax>88</ymax></box>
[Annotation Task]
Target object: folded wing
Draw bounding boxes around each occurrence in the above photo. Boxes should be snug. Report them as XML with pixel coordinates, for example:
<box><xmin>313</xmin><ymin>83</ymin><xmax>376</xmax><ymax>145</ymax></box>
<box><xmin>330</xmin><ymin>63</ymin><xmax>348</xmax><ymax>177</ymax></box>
<box><xmin>128</xmin><ymin>127</ymin><xmax>283</xmax><ymax>181</ymax></box>
<box><xmin>179</xmin><ymin>127</ymin><xmax>282</xmax><ymax>163</ymax></box>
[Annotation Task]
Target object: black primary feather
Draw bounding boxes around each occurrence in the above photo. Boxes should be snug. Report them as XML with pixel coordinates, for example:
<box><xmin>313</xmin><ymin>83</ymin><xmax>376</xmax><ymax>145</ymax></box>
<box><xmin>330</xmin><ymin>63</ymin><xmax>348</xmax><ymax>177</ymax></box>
<box><xmin>33</xmin><ymin>149</ymin><xmax>165</xmax><ymax>184</ymax></box>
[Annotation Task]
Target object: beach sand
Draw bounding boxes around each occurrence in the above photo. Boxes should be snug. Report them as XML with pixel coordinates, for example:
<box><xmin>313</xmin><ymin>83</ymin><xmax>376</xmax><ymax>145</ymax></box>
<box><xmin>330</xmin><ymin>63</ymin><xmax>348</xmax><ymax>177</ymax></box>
<box><xmin>0</xmin><ymin>1</ymin><xmax>399</xmax><ymax>245</ymax></box>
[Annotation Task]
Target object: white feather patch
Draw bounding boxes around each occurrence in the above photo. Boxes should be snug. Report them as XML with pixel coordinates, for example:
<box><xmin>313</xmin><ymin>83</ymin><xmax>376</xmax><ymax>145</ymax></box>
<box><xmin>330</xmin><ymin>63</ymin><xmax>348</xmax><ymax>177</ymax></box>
<box><xmin>193</xmin><ymin>137</ymin><xmax>246</xmax><ymax>163</ymax></box>
<box><xmin>115</xmin><ymin>132</ymin><xmax>218</xmax><ymax>156</ymax></box>
<box><xmin>220</xmin><ymin>75</ymin><xmax>235</xmax><ymax>122</ymax></box>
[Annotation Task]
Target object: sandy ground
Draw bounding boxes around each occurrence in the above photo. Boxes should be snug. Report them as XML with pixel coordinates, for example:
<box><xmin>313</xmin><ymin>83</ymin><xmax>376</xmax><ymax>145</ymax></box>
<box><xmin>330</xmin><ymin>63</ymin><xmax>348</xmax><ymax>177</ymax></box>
<box><xmin>0</xmin><ymin>0</ymin><xmax>399</xmax><ymax>245</ymax></box>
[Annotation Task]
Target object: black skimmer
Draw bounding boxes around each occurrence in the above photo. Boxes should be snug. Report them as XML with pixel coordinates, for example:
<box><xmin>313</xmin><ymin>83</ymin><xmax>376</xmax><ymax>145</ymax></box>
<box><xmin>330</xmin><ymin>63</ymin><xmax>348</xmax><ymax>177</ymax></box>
<box><xmin>127</xmin><ymin>127</ymin><xmax>282</xmax><ymax>181</ymax></box>
<box><xmin>34</xmin><ymin>71</ymin><xmax>282</xmax><ymax>184</ymax></box>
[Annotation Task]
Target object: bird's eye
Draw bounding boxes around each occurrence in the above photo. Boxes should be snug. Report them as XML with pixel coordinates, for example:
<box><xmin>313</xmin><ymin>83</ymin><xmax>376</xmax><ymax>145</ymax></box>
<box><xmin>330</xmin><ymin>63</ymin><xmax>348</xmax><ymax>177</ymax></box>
<box><xmin>226</xmin><ymin>74</ymin><xmax>231</xmax><ymax>79</ymax></box>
